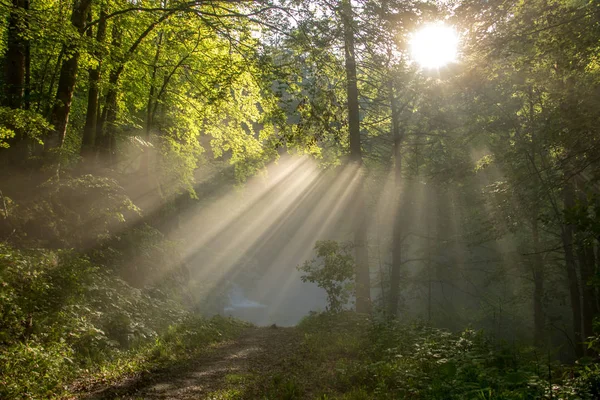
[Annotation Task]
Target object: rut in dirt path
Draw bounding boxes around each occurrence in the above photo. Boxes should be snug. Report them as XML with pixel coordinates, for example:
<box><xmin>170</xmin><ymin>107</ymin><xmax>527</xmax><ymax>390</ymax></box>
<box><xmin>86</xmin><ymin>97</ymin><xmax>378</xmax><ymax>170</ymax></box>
<box><xmin>87</xmin><ymin>327</ymin><xmax>299</xmax><ymax>399</ymax></box>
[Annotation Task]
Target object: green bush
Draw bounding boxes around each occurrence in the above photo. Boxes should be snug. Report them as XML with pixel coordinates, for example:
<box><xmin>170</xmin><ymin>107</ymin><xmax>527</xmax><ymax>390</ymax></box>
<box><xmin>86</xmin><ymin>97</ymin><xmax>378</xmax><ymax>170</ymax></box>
<box><xmin>359</xmin><ymin>320</ymin><xmax>600</xmax><ymax>399</ymax></box>
<box><xmin>0</xmin><ymin>340</ymin><xmax>75</xmax><ymax>399</ymax></box>
<box><xmin>298</xmin><ymin>313</ymin><xmax>600</xmax><ymax>400</ymax></box>
<box><xmin>298</xmin><ymin>241</ymin><xmax>355</xmax><ymax>312</ymax></box>
<box><xmin>0</xmin><ymin>107</ymin><xmax>51</xmax><ymax>148</ymax></box>
<box><xmin>0</xmin><ymin>244</ymin><xmax>250</xmax><ymax>399</ymax></box>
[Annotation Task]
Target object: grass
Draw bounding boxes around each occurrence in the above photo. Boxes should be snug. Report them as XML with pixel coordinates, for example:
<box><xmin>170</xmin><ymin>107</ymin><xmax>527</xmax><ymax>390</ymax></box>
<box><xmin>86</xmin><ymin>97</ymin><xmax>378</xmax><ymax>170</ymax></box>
<box><xmin>5</xmin><ymin>303</ymin><xmax>600</xmax><ymax>399</ymax></box>
<box><xmin>0</xmin><ymin>243</ymin><xmax>252</xmax><ymax>399</ymax></box>
<box><xmin>234</xmin><ymin>312</ymin><xmax>371</xmax><ymax>400</ymax></box>
<box><xmin>65</xmin><ymin>315</ymin><xmax>251</xmax><ymax>397</ymax></box>
<box><xmin>0</xmin><ymin>315</ymin><xmax>250</xmax><ymax>399</ymax></box>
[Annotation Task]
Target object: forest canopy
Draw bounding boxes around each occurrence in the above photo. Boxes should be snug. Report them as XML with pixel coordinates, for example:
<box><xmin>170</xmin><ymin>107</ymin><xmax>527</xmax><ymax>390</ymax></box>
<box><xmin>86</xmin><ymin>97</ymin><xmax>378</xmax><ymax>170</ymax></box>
<box><xmin>1</xmin><ymin>0</ymin><xmax>600</xmax><ymax>398</ymax></box>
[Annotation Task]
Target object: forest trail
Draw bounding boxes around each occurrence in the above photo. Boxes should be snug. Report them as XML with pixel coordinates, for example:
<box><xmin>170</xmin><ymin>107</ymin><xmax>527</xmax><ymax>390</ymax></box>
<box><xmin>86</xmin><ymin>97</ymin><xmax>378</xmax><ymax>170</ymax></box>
<box><xmin>84</xmin><ymin>327</ymin><xmax>300</xmax><ymax>399</ymax></box>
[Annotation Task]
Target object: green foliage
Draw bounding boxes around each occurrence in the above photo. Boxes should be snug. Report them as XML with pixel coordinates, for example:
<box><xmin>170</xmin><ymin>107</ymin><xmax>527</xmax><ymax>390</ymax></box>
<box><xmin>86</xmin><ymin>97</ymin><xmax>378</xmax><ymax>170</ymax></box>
<box><xmin>295</xmin><ymin>313</ymin><xmax>600</xmax><ymax>400</ymax></box>
<box><xmin>0</xmin><ymin>340</ymin><xmax>74</xmax><ymax>398</ymax></box>
<box><xmin>0</xmin><ymin>243</ymin><xmax>249</xmax><ymax>399</ymax></box>
<box><xmin>298</xmin><ymin>241</ymin><xmax>355</xmax><ymax>312</ymax></box>
<box><xmin>4</xmin><ymin>175</ymin><xmax>140</xmax><ymax>248</ymax></box>
<box><xmin>358</xmin><ymin>320</ymin><xmax>600</xmax><ymax>399</ymax></box>
<box><xmin>0</xmin><ymin>107</ymin><xmax>51</xmax><ymax>147</ymax></box>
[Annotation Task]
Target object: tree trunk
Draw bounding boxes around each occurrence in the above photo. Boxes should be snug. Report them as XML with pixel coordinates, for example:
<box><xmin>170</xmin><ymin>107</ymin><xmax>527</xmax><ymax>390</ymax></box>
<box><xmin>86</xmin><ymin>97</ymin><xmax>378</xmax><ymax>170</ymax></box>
<box><xmin>139</xmin><ymin>30</ymin><xmax>164</xmax><ymax>176</ymax></box>
<box><xmin>146</xmin><ymin>32</ymin><xmax>163</xmax><ymax>137</ymax></box>
<box><xmin>563</xmin><ymin>179</ymin><xmax>585</xmax><ymax>357</ymax></box>
<box><xmin>95</xmin><ymin>24</ymin><xmax>122</xmax><ymax>161</ymax></box>
<box><xmin>81</xmin><ymin>9</ymin><xmax>107</xmax><ymax>160</ymax></box>
<box><xmin>24</xmin><ymin>21</ymin><xmax>30</xmax><ymax>110</ymax></box>
<box><xmin>531</xmin><ymin>214</ymin><xmax>545</xmax><ymax>344</ymax></box>
<box><xmin>341</xmin><ymin>0</ymin><xmax>370</xmax><ymax>313</ymax></box>
<box><xmin>47</xmin><ymin>0</ymin><xmax>92</xmax><ymax>150</ymax></box>
<box><xmin>576</xmin><ymin>185</ymin><xmax>597</xmax><ymax>344</ymax></box>
<box><xmin>43</xmin><ymin>50</ymin><xmax>64</xmax><ymax>118</ymax></box>
<box><xmin>96</xmin><ymin>12</ymin><xmax>172</xmax><ymax>163</ymax></box>
<box><xmin>97</xmin><ymin>69</ymin><xmax>119</xmax><ymax>161</ymax></box>
<box><xmin>388</xmin><ymin>79</ymin><xmax>402</xmax><ymax>317</ymax></box>
<box><xmin>1</xmin><ymin>0</ymin><xmax>30</xmax><ymax>164</ymax></box>
<box><xmin>3</xmin><ymin>0</ymin><xmax>29</xmax><ymax>110</ymax></box>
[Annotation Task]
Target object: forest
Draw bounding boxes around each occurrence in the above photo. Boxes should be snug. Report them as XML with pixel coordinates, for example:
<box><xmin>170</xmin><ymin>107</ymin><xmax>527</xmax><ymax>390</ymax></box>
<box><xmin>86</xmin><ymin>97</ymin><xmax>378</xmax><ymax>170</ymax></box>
<box><xmin>1</xmin><ymin>0</ymin><xmax>600</xmax><ymax>398</ymax></box>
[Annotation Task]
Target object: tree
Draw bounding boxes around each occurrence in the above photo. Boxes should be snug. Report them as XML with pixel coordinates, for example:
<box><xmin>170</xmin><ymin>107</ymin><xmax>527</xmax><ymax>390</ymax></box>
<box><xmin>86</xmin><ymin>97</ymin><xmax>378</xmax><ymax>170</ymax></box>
<box><xmin>47</xmin><ymin>0</ymin><xmax>92</xmax><ymax>150</ymax></box>
<box><xmin>298</xmin><ymin>240</ymin><xmax>355</xmax><ymax>312</ymax></box>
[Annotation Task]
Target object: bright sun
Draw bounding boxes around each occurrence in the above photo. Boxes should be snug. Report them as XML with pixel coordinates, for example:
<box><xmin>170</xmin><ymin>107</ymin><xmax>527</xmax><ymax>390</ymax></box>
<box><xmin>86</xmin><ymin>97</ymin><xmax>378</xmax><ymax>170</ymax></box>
<box><xmin>410</xmin><ymin>23</ymin><xmax>459</xmax><ymax>69</ymax></box>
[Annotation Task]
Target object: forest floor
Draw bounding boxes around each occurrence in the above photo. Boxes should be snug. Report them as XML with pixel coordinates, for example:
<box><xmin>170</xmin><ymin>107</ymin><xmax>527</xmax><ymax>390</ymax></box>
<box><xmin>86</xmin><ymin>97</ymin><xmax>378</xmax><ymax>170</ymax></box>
<box><xmin>69</xmin><ymin>312</ymin><xmax>598</xmax><ymax>400</ymax></box>
<box><xmin>80</xmin><ymin>326</ymin><xmax>309</xmax><ymax>400</ymax></box>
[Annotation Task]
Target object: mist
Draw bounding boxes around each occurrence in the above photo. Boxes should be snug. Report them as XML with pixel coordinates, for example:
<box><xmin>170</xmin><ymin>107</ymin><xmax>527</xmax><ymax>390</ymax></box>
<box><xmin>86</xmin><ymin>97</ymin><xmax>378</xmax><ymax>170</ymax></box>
<box><xmin>2</xmin><ymin>0</ymin><xmax>600</xmax><ymax>397</ymax></box>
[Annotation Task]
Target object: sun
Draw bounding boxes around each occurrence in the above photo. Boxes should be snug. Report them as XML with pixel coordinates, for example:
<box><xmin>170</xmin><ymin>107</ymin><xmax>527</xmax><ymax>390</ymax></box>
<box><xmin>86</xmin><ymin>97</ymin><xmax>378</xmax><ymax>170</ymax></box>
<box><xmin>409</xmin><ymin>23</ymin><xmax>459</xmax><ymax>69</ymax></box>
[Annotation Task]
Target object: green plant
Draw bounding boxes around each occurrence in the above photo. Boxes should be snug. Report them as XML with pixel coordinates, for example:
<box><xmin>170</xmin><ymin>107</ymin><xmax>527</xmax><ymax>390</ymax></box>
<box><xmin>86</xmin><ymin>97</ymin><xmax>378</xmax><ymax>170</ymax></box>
<box><xmin>298</xmin><ymin>241</ymin><xmax>355</xmax><ymax>312</ymax></box>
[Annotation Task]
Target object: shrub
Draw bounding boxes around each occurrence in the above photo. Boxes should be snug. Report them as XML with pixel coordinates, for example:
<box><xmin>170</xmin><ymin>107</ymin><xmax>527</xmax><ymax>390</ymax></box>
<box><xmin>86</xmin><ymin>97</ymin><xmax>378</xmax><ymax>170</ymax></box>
<box><xmin>298</xmin><ymin>241</ymin><xmax>355</xmax><ymax>312</ymax></box>
<box><xmin>0</xmin><ymin>243</ymin><xmax>249</xmax><ymax>399</ymax></box>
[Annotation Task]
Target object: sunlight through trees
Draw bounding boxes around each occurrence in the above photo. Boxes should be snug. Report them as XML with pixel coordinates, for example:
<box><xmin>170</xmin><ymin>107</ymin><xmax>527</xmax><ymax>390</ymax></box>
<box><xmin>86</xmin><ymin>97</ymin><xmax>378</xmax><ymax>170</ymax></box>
<box><xmin>1</xmin><ymin>0</ymin><xmax>600</xmax><ymax>398</ymax></box>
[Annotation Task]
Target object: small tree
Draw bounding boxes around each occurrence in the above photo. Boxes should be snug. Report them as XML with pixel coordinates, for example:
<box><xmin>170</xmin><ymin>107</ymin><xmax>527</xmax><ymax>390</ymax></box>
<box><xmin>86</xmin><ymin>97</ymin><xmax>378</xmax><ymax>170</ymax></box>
<box><xmin>298</xmin><ymin>240</ymin><xmax>355</xmax><ymax>312</ymax></box>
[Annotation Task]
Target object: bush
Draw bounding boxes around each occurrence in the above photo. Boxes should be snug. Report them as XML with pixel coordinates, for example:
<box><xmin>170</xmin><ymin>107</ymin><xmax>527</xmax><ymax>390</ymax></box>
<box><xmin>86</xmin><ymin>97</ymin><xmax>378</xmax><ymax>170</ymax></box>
<box><xmin>297</xmin><ymin>312</ymin><xmax>600</xmax><ymax>400</ymax></box>
<box><xmin>298</xmin><ymin>241</ymin><xmax>355</xmax><ymax>312</ymax></box>
<box><xmin>361</xmin><ymin>320</ymin><xmax>600</xmax><ymax>399</ymax></box>
<box><xmin>3</xmin><ymin>175</ymin><xmax>140</xmax><ymax>248</ymax></box>
<box><xmin>0</xmin><ymin>244</ymin><xmax>249</xmax><ymax>399</ymax></box>
<box><xmin>0</xmin><ymin>340</ymin><xmax>75</xmax><ymax>399</ymax></box>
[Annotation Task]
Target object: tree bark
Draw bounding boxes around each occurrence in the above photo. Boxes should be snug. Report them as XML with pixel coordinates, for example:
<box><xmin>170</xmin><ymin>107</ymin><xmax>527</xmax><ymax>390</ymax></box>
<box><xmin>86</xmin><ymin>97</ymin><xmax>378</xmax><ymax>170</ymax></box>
<box><xmin>96</xmin><ymin>25</ymin><xmax>121</xmax><ymax>160</ymax></box>
<box><xmin>576</xmin><ymin>185</ymin><xmax>597</xmax><ymax>343</ymax></box>
<box><xmin>531</xmin><ymin>214</ymin><xmax>545</xmax><ymax>344</ymax></box>
<box><xmin>388</xmin><ymin>79</ymin><xmax>402</xmax><ymax>317</ymax></box>
<box><xmin>47</xmin><ymin>0</ymin><xmax>92</xmax><ymax>150</ymax></box>
<box><xmin>341</xmin><ymin>0</ymin><xmax>370</xmax><ymax>313</ymax></box>
<box><xmin>1</xmin><ymin>0</ymin><xmax>30</xmax><ymax>164</ymax></box>
<box><xmin>146</xmin><ymin>32</ymin><xmax>164</xmax><ymax>138</ymax></box>
<box><xmin>563</xmin><ymin>179</ymin><xmax>585</xmax><ymax>357</ymax></box>
<box><xmin>43</xmin><ymin>50</ymin><xmax>64</xmax><ymax>118</ymax></box>
<box><xmin>3</xmin><ymin>0</ymin><xmax>29</xmax><ymax>110</ymax></box>
<box><xmin>81</xmin><ymin>9</ymin><xmax>107</xmax><ymax>160</ymax></box>
<box><xmin>96</xmin><ymin>11</ymin><xmax>173</xmax><ymax>163</ymax></box>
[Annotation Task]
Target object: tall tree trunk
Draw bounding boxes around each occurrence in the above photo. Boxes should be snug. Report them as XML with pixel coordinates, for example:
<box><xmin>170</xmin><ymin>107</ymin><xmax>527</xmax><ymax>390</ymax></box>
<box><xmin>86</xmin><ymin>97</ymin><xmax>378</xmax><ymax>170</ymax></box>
<box><xmin>46</xmin><ymin>0</ymin><xmax>92</xmax><ymax>150</ymax></box>
<box><xmin>1</xmin><ymin>0</ymin><xmax>30</xmax><ymax>165</ymax></box>
<box><xmin>34</xmin><ymin>53</ymin><xmax>53</xmax><ymax>113</ymax></box>
<box><xmin>531</xmin><ymin>213</ymin><xmax>545</xmax><ymax>344</ymax></box>
<box><xmin>576</xmin><ymin>185</ymin><xmax>597</xmax><ymax>343</ymax></box>
<box><xmin>526</xmin><ymin>90</ymin><xmax>545</xmax><ymax>345</ymax></box>
<box><xmin>24</xmin><ymin>20</ymin><xmax>30</xmax><ymax>110</ymax></box>
<box><xmin>146</xmin><ymin>32</ymin><xmax>163</xmax><ymax>137</ymax></box>
<box><xmin>96</xmin><ymin>26</ymin><xmax>121</xmax><ymax>160</ymax></box>
<box><xmin>97</xmin><ymin>69</ymin><xmax>119</xmax><ymax>160</ymax></box>
<box><xmin>388</xmin><ymin>79</ymin><xmax>402</xmax><ymax>317</ymax></box>
<box><xmin>81</xmin><ymin>9</ymin><xmax>107</xmax><ymax>160</ymax></box>
<box><xmin>96</xmin><ymin>11</ymin><xmax>173</xmax><ymax>163</ymax></box>
<box><xmin>43</xmin><ymin>49</ymin><xmax>64</xmax><ymax>118</ymax></box>
<box><xmin>3</xmin><ymin>0</ymin><xmax>29</xmax><ymax>110</ymax></box>
<box><xmin>341</xmin><ymin>0</ymin><xmax>370</xmax><ymax>313</ymax></box>
<box><xmin>563</xmin><ymin>179</ymin><xmax>585</xmax><ymax>357</ymax></box>
<box><xmin>140</xmin><ymin>30</ymin><xmax>164</xmax><ymax>177</ymax></box>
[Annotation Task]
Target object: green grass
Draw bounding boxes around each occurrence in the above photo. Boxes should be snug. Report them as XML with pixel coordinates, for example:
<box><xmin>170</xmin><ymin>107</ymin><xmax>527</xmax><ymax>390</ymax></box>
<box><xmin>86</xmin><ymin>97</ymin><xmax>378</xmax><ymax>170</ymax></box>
<box><xmin>0</xmin><ymin>315</ymin><xmax>250</xmax><ymax>399</ymax></box>
<box><xmin>65</xmin><ymin>315</ymin><xmax>251</xmax><ymax>397</ymax></box>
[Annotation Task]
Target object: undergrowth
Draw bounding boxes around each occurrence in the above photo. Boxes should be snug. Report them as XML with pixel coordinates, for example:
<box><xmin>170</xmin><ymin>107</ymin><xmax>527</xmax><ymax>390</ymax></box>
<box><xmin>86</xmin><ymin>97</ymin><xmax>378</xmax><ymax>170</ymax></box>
<box><xmin>288</xmin><ymin>312</ymin><xmax>600</xmax><ymax>400</ymax></box>
<box><xmin>0</xmin><ymin>244</ymin><xmax>249</xmax><ymax>399</ymax></box>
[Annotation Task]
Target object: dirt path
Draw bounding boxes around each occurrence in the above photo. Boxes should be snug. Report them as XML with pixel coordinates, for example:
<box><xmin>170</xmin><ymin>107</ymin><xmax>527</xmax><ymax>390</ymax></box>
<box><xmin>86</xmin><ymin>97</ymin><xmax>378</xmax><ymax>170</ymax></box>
<box><xmin>85</xmin><ymin>327</ymin><xmax>300</xmax><ymax>399</ymax></box>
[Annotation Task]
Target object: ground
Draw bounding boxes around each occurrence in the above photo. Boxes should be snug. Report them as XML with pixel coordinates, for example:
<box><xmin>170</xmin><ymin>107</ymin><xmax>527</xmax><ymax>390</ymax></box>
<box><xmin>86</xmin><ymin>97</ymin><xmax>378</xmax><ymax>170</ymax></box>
<box><xmin>82</xmin><ymin>327</ymin><xmax>305</xmax><ymax>400</ymax></box>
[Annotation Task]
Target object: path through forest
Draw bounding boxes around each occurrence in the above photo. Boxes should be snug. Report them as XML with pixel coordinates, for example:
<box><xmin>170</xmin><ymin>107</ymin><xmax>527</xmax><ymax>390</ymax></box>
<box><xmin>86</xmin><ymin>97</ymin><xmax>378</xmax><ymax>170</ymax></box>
<box><xmin>85</xmin><ymin>327</ymin><xmax>301</xmax><ymax>399</ymax></box>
